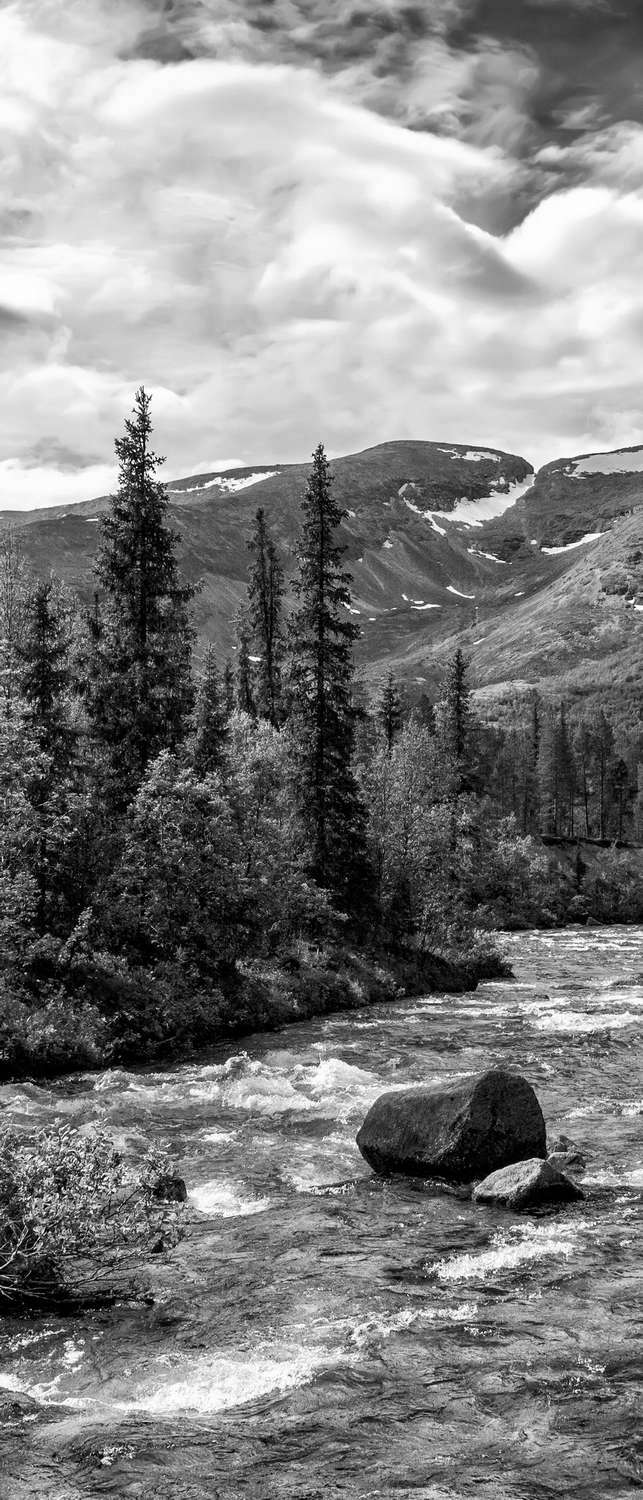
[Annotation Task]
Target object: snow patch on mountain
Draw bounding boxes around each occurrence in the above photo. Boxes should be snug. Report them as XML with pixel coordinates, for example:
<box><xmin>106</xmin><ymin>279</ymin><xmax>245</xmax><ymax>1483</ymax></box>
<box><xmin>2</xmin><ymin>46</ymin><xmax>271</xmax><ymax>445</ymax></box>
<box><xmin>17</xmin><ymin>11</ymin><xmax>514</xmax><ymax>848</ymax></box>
<box><xmin>446</xmin><ymin>586</ymin><xmax>475</xmax><ymax>599</ymax></box>
<box><xmin>169</xmin><ymin>471</ymin><xmax>277</xmax><ymax>497</ymax></box>
<box><xmin>431</xmin><ymin>473</ymin><xmax>535</xmax><ymax>527</ymax></box>
<box><xmin>467</xmin><ymin>547</ymin><xmax>508</xmax><ymax>564</ymax></box>
<box><xmin>400</xmin><ymin>488</ymin><xmax>446</xmax><ymax>536</ymax></box>
<box><xmin>568</xmin><ymin>448</ymin><xmax>643</xmax><ymax>476</ymax></box>
<box><xmin>541</xmin><ymin>532</ymin><xmax>603</xmax><ymax>555</ymax></box>
<box><xmin>438</xmin><ymin>448</ymin><xmax>500</xmax><ymax>462</ymax></box>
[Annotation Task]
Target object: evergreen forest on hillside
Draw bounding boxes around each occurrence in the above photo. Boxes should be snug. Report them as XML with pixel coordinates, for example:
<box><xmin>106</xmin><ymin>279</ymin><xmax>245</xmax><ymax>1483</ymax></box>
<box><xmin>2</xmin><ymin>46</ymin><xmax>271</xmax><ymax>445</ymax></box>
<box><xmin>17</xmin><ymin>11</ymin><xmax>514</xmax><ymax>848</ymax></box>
<box><xmin>1</xmin><ymin>392</ymin><xmax>641</xmax><ymax>1080</ymax></box>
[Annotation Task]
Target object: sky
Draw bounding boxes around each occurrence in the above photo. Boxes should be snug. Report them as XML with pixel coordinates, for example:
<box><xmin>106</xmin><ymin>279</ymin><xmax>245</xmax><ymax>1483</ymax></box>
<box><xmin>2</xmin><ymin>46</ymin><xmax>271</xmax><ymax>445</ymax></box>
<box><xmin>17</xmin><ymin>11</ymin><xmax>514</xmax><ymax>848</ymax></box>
<box><xmin>3</xmin><ymin>0</ymin><xmax>643</xmax><ymax>508</ymax></box>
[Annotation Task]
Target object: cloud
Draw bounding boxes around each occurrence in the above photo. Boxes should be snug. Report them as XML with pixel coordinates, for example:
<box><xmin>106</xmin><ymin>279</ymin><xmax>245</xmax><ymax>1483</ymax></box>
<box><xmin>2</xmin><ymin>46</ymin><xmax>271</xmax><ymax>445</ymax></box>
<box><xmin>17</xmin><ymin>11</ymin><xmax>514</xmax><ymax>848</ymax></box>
<box><xmin>1</xmin><ymin>0</ymin><xmax>643</xmax><ymax>507</ymax></box>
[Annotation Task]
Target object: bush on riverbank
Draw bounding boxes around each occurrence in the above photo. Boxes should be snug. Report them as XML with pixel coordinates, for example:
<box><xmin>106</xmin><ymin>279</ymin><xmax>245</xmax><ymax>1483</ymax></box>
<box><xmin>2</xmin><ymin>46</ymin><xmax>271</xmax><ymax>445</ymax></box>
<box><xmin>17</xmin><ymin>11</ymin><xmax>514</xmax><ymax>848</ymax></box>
<box><xmin>0</xmin><ymin>1125</ymin><xmax>185</xmax><ymax>1310</ymax></box>
<box><xmin>0</xmin><ymin>933</ymin><xmax>512</xmax><ymax>1081</ymax></box>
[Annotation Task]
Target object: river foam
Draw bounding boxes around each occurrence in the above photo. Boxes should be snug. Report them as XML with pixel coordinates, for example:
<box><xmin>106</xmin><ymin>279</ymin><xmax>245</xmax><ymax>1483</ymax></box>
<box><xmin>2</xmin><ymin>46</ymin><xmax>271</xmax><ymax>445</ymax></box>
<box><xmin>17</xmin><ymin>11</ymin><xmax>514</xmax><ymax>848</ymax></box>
<box><xmin>429</xmin><ymin>1222</ymin><xmax>580</xmax><ymax>1283</ymax></box>
<box><xmin>189</xmin><ymin>1180</ymin><xmax>271</xmax><ymax>1217</ymax></box>
<box><xmin>119</xmin><ymin>1345</ymin><xmax>353</xmax><ymax>1416</ymax></box>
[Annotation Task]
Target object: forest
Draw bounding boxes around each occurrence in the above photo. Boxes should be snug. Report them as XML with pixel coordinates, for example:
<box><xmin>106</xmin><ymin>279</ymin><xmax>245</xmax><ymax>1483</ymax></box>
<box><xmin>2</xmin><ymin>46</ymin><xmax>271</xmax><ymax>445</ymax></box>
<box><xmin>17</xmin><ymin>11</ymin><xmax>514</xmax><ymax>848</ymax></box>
<box><xmin>1</xmin><ymin>391</ymin><xmax>641</xmax><ymax>1081</ymax></box>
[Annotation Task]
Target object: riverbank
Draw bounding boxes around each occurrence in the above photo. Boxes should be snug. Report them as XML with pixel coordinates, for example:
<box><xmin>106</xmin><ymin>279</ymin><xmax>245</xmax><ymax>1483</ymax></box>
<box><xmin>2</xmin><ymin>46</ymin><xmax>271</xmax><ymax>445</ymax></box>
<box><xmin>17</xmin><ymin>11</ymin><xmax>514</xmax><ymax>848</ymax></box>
<box><xmin>0</xmin><ymin>939</ymin><xmax>510</xmax><ymax>1083</ymax></box>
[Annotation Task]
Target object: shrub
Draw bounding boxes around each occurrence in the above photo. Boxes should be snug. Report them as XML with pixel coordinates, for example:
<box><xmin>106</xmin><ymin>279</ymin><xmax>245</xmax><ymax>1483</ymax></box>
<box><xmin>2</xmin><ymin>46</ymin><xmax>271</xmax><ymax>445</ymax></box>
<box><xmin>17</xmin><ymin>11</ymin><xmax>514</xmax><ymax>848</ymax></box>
<box><xmin>0</xmin><ymin>1124</ymin><xmax>185</xmax><ymax>1308</ymax></box>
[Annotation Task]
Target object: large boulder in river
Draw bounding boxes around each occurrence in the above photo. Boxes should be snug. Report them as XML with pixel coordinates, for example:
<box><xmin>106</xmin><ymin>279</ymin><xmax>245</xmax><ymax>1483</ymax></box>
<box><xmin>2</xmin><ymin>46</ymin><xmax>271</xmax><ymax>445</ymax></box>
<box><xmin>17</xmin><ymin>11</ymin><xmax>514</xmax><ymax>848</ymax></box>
<box><xmin>356</xmin><ymin>1069</ymin><xmax>546</xmax><ymax>1182</ymax></box>
<box><xmin>473</xmin><ymin>1158</ymin><xmax>584</xmax><ymax>1210</ymax></box>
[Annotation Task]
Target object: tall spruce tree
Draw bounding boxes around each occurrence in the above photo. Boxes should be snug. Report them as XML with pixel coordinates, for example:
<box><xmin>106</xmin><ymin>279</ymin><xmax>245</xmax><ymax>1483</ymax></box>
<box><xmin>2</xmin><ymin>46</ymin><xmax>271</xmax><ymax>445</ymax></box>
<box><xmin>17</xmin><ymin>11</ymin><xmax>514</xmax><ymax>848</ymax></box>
<box><xmin>435</xmin><ymin>647</ymin><xmax>474</xmax><ymax>794</ymax></box>
<box><xmin>235</xmin><ymin>615</ymin><xmax>256</xmax><ymax>717</ymax></box>
<box><xmin>246</xmin><ymin>507</ymin><xmax>285</xmax><ymax>726</ymax></box>
<box><xmin>589</xmin><ymin>707</ymin><xmax>614</xmax><ymax>839</ymax></box>
<box><xmin>19</xmin><ymin>580</ymin><xmax>75</xmax><ymax>776</ymax></box>
<box><xmin>223</xmin><ymin>659</ymin><xmax>235</xmax><ymax>715</ymax></box>
<box><xmin>18</xmin><ymin>580</ymin><xmax>79</xmax><ymax>933</ymax></box>
<box><xmin>190</xmin><ymin>646</ymin><xmax>228</xmax><ymax>776</ymax></box>
<box><xmin>86</xmin><ymin>388</ymin><xmax>195</xmax><ymax>803</ymax></box>
<box><xmin>0</xmin><ymin>527</ymin><xmax>29</xmax><ymax>707</ymax></box>
<box><xmin>537</xmin><ymin>704</ymin><xmax>559</xmax><ymax>834</ymax></box>
<box><xmin>523</xmin><ymin>690</ymin><xmax>541</xmax><ymax>833</ymax></box>
<box><xmin>378</xmin><ymin>669</ymin><xmax>403</xmax><ymax>754</ymax></box>
<box><xmin>288</xmin><ymin>443</ymin><xmax>369</xmax><ymax>913</ymax></box>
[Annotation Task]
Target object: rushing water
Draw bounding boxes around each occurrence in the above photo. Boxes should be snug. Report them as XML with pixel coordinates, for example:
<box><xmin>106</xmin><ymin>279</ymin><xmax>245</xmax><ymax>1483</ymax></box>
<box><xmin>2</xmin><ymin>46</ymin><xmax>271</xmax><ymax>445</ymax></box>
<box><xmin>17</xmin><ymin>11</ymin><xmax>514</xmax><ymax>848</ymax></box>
<box><xmin>0</xmin><ymin>928</ymin><xmax>641</xmax><ymax>1500</ymax></box>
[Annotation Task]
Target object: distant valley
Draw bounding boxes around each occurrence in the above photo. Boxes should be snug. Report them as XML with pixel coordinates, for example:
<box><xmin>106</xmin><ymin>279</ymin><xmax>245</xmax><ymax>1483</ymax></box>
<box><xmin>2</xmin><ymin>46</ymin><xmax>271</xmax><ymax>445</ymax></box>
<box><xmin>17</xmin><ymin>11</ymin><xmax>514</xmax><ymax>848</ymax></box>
<box><xmin>3</xmin><ymin>439</ymin><xmax>641</xmax><ymax>724</ymax></box>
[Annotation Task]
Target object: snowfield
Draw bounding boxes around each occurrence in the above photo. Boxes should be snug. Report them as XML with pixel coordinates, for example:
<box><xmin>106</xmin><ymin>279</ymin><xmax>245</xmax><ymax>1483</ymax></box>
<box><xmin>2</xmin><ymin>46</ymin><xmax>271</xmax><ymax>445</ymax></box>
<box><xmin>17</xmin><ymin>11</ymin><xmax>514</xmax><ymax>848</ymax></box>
<box><xmin>467</xmin><ymin>546</ymin><xmax>508</xmax><ymax>564</ymax></box>
<box><xmin>169</xmin><ymin>471</ymin><xmax>277</xmax><ymax>496</ymax></box>
<box><xmin>568</xmin><ymin>447</ymin><xmax>643</xmax><ymax>476</ymax></box>
<box><xmin>399</xmin><ymin>473</ymin><xmax>534</xmax><ymax>532</ymax></box>
<box><xmin>541</xmin><ymin>532</ymin><xmax>603</xmax><ymax>555</ymax></box>
<box><xmin>438</xmin><ymin>448</ymin><xmax>500</xmax><ymax>462</ymax></box>
<box><xmin>446</xmin><ymin>585</ymin><xmax>475</xmax><ymax>599</ymax></box>
<box><xmin>432</xmin><ymin>473</ymin><xmax>535</xmax><ymax>527</ymax></box>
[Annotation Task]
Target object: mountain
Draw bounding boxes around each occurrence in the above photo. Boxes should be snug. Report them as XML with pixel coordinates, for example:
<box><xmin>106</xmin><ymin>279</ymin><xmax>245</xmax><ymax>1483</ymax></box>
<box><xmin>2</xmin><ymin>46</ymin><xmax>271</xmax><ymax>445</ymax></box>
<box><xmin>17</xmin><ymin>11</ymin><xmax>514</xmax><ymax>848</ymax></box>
<box><xmin>2</xmin><ymin>440</ymin><xmax>641</xmax><ymax>723</ymax></box>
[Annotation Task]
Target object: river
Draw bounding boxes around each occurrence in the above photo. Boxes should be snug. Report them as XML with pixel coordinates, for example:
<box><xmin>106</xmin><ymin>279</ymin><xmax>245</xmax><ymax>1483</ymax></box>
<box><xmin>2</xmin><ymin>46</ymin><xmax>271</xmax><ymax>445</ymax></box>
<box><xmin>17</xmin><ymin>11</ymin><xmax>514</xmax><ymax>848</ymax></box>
<box><xmin>0</xmin><ymin>927</ymin><xmax>641</xmax><ymax>1499</ymax></box>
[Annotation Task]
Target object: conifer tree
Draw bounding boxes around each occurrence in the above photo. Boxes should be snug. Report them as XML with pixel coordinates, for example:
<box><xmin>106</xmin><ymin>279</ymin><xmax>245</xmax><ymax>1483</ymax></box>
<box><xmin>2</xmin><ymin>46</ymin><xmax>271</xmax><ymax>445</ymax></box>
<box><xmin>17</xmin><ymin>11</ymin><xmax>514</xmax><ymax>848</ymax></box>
<box><xmin>223</xmin><ymin>659</ymin><xmax>235</xmax><ymax>716</ymax></box>
<box><xmin>378</xmin><ymin>669</ymin><xmax>403</xmax><ymax>754</ymax></box>
<box><xmin>288</xmin><ymin>443</ymin><xmax>369</xmax><ymax>913</ymax></box>
<box><xmin>86</xmin><ymin>388</ymin><xmax>195</xmax><ymax>803</ymax></box>
<box><xmin>589</xmin><ymin>708</ymin><xmax>614</xmax><ymax>839</ymax></box>
<box><xmin>0</xmin><ymin>527</ymin><xmax>29</xmax><ymax>707</ymax></box>
<box><xmin>523</xmin><ymin>690</ymin><xmax>541</xmax><ymax>833</ymax></box>
<box><xmin>246</xmin><ymin>507</ymin><xmax>285</xmax><ymax>726</ymax></box>
<box><xmin>435</xmin><ymin>647</ymin><xmax>474</xmax><ymax>794</ymax></box>
<box><xmin>557</xmin><ymin>703</ymin><xmax>576</xmax><ymax>836</ymax></box>
<box><xmin>18</xmin><ymin>580</ymin><xmax>80</xmax><ymax>933</ymax></box>
<box><xmin>537</xmin><ymin>701</ymin><xmax>576</xmax><ymax>836</ymax></box>
<box><xmin>19</xmin><ymin>580</ymin><xmax>75</xmax><ymax>775</ymax></box>
<box><xmin>537</xmin><ymin>704</ymin><xmax>559</xmax><ymax>835</ymax></box>
<box><xmin>235</xmin><ymin>615</ymin><xmax>256</xmax><ymax>717</ymax></box>
<box><xmin>190</xmin><ymin>646</ymin><xmax>228</xmax><ymax>776</ymax></box>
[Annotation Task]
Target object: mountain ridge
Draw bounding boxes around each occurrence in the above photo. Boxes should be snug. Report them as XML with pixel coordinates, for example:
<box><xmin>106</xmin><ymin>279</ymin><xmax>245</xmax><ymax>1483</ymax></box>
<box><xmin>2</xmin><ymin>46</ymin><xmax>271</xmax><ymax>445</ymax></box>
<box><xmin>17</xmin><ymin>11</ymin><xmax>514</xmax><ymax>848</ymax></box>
<box><xmin>1</xmin><ymin>438</ymin><xmax>641</xmax><ymax>724</ymax></box>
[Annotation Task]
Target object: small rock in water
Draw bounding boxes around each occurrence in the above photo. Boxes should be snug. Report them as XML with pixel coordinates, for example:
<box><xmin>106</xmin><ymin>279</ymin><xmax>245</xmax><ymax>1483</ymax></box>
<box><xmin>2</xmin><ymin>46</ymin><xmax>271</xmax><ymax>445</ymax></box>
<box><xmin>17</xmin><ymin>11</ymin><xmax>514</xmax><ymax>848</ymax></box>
<box><xmin>473</xmin><ymin>1158</ymin><xmax>584</xmax><ymax>1210</ymax></box>
<box><xmin>548</xmin><ymin>1149</ymin><xmax>586</xmax><ymax>1172</ymax></box>
<box><xmin>356</xmin><ymin>1069</ymin><xmax>546</xmax><ymax>1182</ymax></box>
<box><xmin>547</xmin><ymin>1134</ymin><xmax>586</xmax><ymax>1171</ymax></box>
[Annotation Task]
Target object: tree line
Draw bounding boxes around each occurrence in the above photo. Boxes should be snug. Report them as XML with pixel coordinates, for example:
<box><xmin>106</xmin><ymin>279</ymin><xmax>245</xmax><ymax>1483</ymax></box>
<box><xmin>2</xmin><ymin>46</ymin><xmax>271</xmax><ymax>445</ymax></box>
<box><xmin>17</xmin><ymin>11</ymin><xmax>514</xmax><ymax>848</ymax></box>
<box><xmin>1</xmin><ymin>390</ymin><xmax>640</xmax><ymax>1077</ymax></box>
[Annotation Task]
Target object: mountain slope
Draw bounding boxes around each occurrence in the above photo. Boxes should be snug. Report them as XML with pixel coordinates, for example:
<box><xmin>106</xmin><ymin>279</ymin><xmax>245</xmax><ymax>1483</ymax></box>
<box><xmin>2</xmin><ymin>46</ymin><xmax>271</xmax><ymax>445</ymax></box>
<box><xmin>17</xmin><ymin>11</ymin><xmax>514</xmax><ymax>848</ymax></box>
<box><xmin>2</xmin><ymin>439</ymin><xmax>641</xmax><ymax>721</ymax></box>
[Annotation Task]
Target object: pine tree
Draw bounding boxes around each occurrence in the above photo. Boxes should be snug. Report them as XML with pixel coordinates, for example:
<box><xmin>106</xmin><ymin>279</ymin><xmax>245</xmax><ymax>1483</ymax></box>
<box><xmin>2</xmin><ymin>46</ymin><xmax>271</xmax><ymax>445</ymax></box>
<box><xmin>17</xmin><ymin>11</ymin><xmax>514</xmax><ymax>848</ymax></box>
<box><xmin>17</xmin><ymin>580</ymin><xmax>80</xmax><ymax>934</ymax></box>
<box><xmin>558</xmin><ymin>704</ymin><xmax>576</xmax><ymax>836</ymax></box>
<box><xmin>235</xmin><ymin>615</ymin><xmax>256</xmax><ymax>717</ymax></box>
<box><xmin>19</xmin><ymin>580</ymin><xmax>75</xmax><ymax>775</ymax></box>
<box><xmin>537</xmin><ymin>701</ymin><xmax>576</xmax><ymax>837</ymax></box>
<box><xmin>435</xmin><ymin>647</ymin><xmax>474</xmax><ymax>794</ymax></box>
<box><xmin>288</xmin><ymin>443</ymin><xmax>370</xmax><ymax>913</ymax></box>
<box><xmin>246</xmin><ymin>507</ymin><xmax>285</xmax><ymax>726</ymax></box>
<box><xmin>537</xmin><ymin>704</ymin><xmax>559</xmax><ymax>834</ymax></box>
<box><xmin>223</xmin><ymin>660</ymin><xmax>235</xmax><ymax>716</ymax></box>
<box><xmin>377</xmin><ymin>669</ymin><xmax>403</xmax><ymax>754</ymax></box>
<box><xmin>190</xmin><ymin>646</ymin><xmax>228</xmax><ymax>776</ymax></box>
<box><xmin>522</xmin><ymin>690</ymin><xmax>541</xmax><ymax>833</ymax></box>
<box><xmin>590</xmin><ymin>708</ymin><xmax>614</xmax><ymax>839</ymax></box>
<box><xmin>0</xmin><ymin>527</ymin><xmax>30</xmax><ymax>707</ymax></box>
<box><xmin>86</xmin><ymin>388</ymin><xmax>195</xmax><ymax>803</ymax></box>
